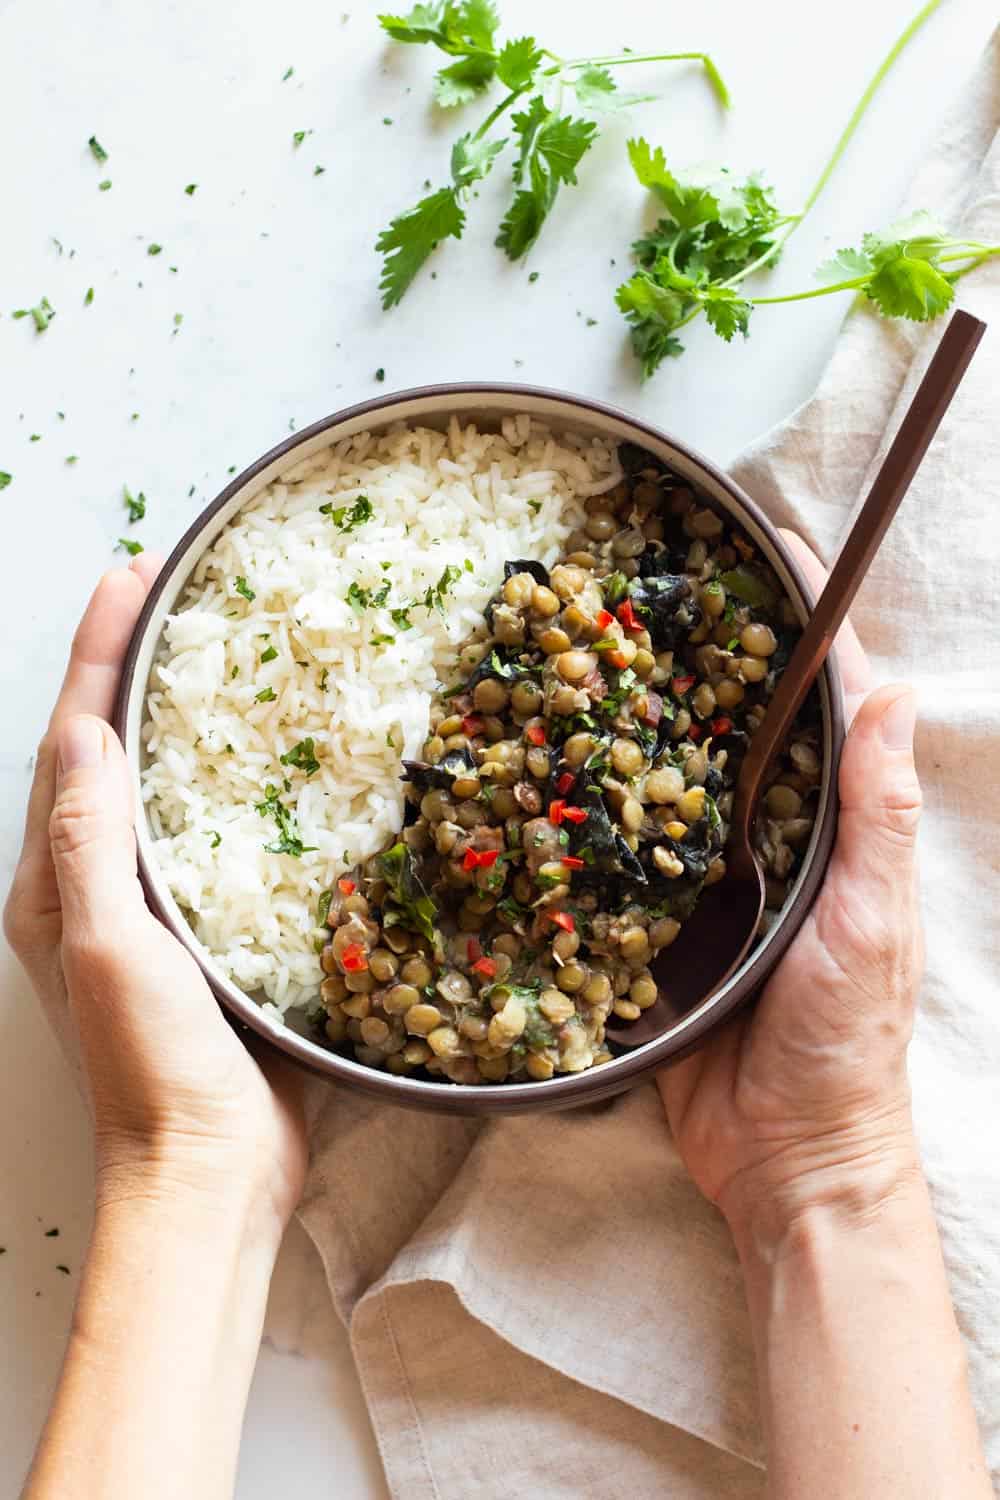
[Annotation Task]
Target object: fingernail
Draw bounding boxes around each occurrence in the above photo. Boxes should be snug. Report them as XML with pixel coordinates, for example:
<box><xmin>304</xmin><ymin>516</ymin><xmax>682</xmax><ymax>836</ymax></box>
<box><xmin>58</xmin><ymin>717</ymin><xmax>105</xmax><ymax>774</ymax></box>
<box><xmin>880</xmin><ymin>690</ymin><xmax>916</xmax><ymax>750</ymax></box>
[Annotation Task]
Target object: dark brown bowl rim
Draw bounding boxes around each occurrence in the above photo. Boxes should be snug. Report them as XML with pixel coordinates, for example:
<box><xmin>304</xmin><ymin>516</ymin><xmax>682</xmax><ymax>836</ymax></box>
<box><xmin>114</xmin><ymin>381</ymin><xmax>844</xmax><ymax>1115</ymax></box>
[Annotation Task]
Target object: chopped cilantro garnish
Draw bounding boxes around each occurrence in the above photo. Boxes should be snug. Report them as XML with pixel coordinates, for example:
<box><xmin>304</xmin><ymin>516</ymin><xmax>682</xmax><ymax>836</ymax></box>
<box><xmin>527</xmin><ymin>499</ymin><xmax>542</xmax><ymax>514</ymax></box>
<box><xmin>123</xmin><ymin>485</ymin><xmax>146</xmax><ymax>522</ymax></box>
<box><xmin>29</xmin><ymin>434</ymin><xmax>41</xmax><ymax>443</ymax></box>
<box><xmin>84</xmin><ymin>287</ymin><xmax>94</xmax><ymax>306</ymax></box>
<box><xmin>116</xmin><ymin>537</ymin><xmax>143</xmax><ymax>555</ymax></box>
<box><xmin>65</xmin><ymin>455</ymin><xmax>78</xmax><ymax>465</ymax></box>
<box><xmin>320</xmin><ymin>493</ymin><xmax>373</xmax><ymax>532</ymax></box>
<box><xmin>314</xmin><ymin>165</ymin><xmax>325</xmax><ymax>175</ymax></box>
<box><xmin>254</xmin><ymin>783</ymin><xmax>316</xmax><ymax>857</ymax></box>
<box><xmin>528</xmin><ymin>271</ymin><xmax>540</xmax><ymax>283</ymax></box>
<box><xmin>347</xmin><ymin>579</ymin><xmax>390</xmax><ymax>610</ymax></box>
<box><xmin>280</xmin><ymin>737</ymin><xmax>321</xmax><ymax>777</ymax></box>
<box><xmin>319</xmin><ymin>668</ymin><xmax>329</xmax><ymax>690</ymax></box>
<box><xmin>98</xmin><ymin>179</ymin><xmax>111</xmax><ymax>191</ymax></box>
<box><xmin>208</xmin><ymin>830</ymin><xmax>222</xmax><ymax>848</ymax></box>
<box><xmin>147</xmin><ymin>244</ymin><xmax>162</xmax><ymax>256</ymax></box>
<box><xmin>13</xmin><ymin>296</ymin><xmax>55</xmax><ymax>333</ymax></box>
<box><xmin>234</xmin><ymin>576</ymin><xmax>255</xmax><ymax>601</ymax></box>
<box><xmin>317</xmin><ymin>889</ymin><xmax>333</xmax><ymax>925</ymax></box>
<box><xmin>390</xmin><ymin>606</ymin><xmax>413</xmax><ymax>631</ymax></box>
<box><xmin>88</xmin><ymin>135</ymin><xmax>108</xmax><ymax>163</ymax></box>
<box><xmin>386</xmin><ymin>729</ymin><xmax>396</xmax><ymax>748</ymax></box>
<box><xmin>231</xmin><ymin>666</ymin><xmax>239</xmax><ymax>679</ymax></box>
<box><xmin>372</xmin><ymin>633</ymin><xmax>396</xmax><ymax>645</ymax></box>
<box><xmin>261</xmin><ymin>644</ymin><xmax>278</xmax><ymax>663</ymax></box>
<box><xmin>422</xmin><ymin>563</ymin><xmax>463</xmax><ymax>613</ymax></box>
<box><xmin>282</xmin><ymin>65</ymin><xmax>294</xmax><ymax>80</ymax></box>
<box><xmin>0</xmin><ymin>473</ymin><xmax>11</xmax><ymax>489</ymax></box>
<box><xmin>255</xmin><ymin>686</ymin><xmax>277</xmax><ymax>703</ymax></box>
<box><xmin>184</xmin><ymin>183</ymin><xmax>197</xmax><ymax>195</ymax></box>
<box><xmin>375</xmin><ymin>367</ymin><xmax>385</xmax><ymax>382</ymax></box>
<box><xmin>292</xmin><ymin>129</ymin><xmax>311</xmax><ymax>147</ymax></box>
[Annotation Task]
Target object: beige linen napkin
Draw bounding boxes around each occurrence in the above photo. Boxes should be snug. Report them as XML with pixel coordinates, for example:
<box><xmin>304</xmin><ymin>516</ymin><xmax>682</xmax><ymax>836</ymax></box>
<box><xmin>268</xmin><ymin>33</ymin><xmax>1000</xmax><ymax>1496</ymax></box>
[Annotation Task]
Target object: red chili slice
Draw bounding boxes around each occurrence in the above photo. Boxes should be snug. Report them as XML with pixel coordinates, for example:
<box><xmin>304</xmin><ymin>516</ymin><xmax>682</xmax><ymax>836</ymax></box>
<box><xmin>596</xmin><ymin>608</ymin><xmax>614</xmax><ymax>630</ymax></box>
<box><xmin>462</xmin><ymin>715</ymin><xmax>485</xmax><ymax>736</ymax></box>
<box><xmin>463</xmin><ymin>847</ymin><xmax>500</xmax><ymax>871</ymax></box>
<box><xmin>337</xmin><ymin>878</ymin><xmax>356</xmax><ymax>895</ymax></box>
<box><xmin>340</xmin><ymin>943</ymin><xmax>368</xmax><ymax>972</ymax></box>
<box><xmin>617</xmin><ymin>599</ymin><xmax>641</xmax><ymax>632</ymax></box>
<box><xmin>561</xmin><ymin>856</ymin><xmax>585</xmax><ymax>869</ymax></box>
<box><xmin>547</xmin><ymin>910</ymin><xmax>575</xmax><ymax>933</ymax></box>
<box><xmin>555</xmin><ymin>771</ymin><xmax>575</xmax><ymax>795</ymax></box>
<box><xmin>672</xmin><ymin>674</ymin><xmax>696</xmax><ymax>695</ymax></box>
<box><xmin>525</xmin><ymin>724</ymin><xmax>547</xmax><ymax>746</ymax></box>
<box><xmin>471</xmin><ymin>957</ymin><xmax>497</xmax><ymax>978</ymax></box>
<box><xmin>561</xmin><ymin>805</ymin><xmax>588</xmax><ymax>825</ymax></box>
<box><xmin>710</xmin><ymin>716</ymin><xmax>733</xmax><ymax>736</ymax></box>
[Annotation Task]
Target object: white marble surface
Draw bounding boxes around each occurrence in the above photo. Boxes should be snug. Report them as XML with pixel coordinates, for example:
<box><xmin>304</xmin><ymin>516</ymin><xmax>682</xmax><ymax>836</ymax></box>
<box><xmin>1</xmin><ymin>0</ymin><xmax>994</xmax><ymax>1493</ymax></box>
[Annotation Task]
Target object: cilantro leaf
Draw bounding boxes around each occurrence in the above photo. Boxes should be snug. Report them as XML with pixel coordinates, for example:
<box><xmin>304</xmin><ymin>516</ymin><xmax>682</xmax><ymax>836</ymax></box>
<box><xmin>0</xmin><ymin>473</ymin><xmax>12</xmax><ymax>489</ymax></box>
<box><xmin>116</xmin><ymin>537</ymin><xmax>143</xmax><ymax>556</ymax></box>
<box><xmin>88</xmin><ymin>135</ymin><xmax>108</xmax><ymax>163</ymax></box>
<box><xmin>866</xmin><ymin>252</ymin><xmax>955</xmax><ymax>321</ymax></box>
<box><xmin>701</xmin><ymin>286</ymin><xmax>752</xmax><ymax>342</ymax></box>
<box><xmin>815</xmin><ymin>246</ymin><xmax>873</xmax><ymax>284</ymax></box>
<box><xmin>434</xmin><ymin>52</ymin><xmax>496</xmax><ymax>106</ymax></box>
<box><xmin>615</xmin><ymin>272</ymin><xmax>686</xmax><ymax>377</ymax></box>
<box><xmin>255</xmin><ymin>686</ymin><xmax>277</xmax><ymax>703</ymax></box>
<box><xmin>496</xmin><ymin>35</ymin><xmax>542</xmax><ymax>90</ymax></box>
<box><xmin>379</xmin><ymin>1</ymin><xmax>498</xmax><ymax>56</ymax></box>
<box><xmin>573</xmin><ymin>65</ymin><xmax>656</xmax><ymax>113</ymax></box>
<box><xmin>628</xmin><ymin>140</ymin><xmax>748</xmax><ymax>231</ymax></box>
<box><xmin>496</xmin><ymin>98</ymin><xmax>597</xmax><ymax>258</ymax></box>
<box><xmin>450</xmin><ymin>132</ymin><xmax>506</xmax><ymax>188</ymax></box>
<box><xmin>377</xmin><ymin>187</ymin><xmax>465</xmax><ymax>308</ymax></box>
<box><xmin>234</xmin><ymin>576</ymin><xmax>255</xmax><ymax>601</ymax></box>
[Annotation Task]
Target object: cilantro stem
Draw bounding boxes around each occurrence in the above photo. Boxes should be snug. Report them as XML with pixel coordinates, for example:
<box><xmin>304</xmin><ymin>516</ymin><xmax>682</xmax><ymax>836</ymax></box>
<box><xmin>473</xmin><ymin>87</ymin><xmax>527</xmax><ymax>140</ymax></box>
<box><xmin>751</xmin><ymin>275</ymin><xmax>872</xmax><ymax>306</ymax></box>
<box><xmin>799</xmin><ymin>0</ymin><xmax>943</xmax><ymax>220</ymax></box>
<box><xmin>556</xmin><ymin>51</ymin><xmax>730</xmax><ymax>108</ymax></box>
<box><xmin>717</xmin><ymin>0</ymin><xmax>944</xmax><ymax>301</ymax></box>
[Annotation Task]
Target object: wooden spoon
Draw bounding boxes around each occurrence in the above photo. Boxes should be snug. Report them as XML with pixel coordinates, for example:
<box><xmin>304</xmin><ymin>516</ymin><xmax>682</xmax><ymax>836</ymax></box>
<box><xmin>608</xmin><ymin>309</ymin><xmax>986</xmax><ymax>1051</ymax></box>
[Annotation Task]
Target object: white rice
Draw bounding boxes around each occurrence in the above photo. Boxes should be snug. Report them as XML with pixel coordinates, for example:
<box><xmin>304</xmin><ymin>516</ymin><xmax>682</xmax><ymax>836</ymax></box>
<box><xmin>141</xmin><ymin>415</ymin><xmax>622</xmax><ymax>1012</ymax></box>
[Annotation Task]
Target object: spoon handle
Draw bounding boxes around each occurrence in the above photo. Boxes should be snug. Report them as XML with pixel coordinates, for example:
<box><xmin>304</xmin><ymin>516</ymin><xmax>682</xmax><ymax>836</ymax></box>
<box><xmin>735</xmin><ymin>308</ymin><xmax>986</xmax><ymax>826</ymax></box>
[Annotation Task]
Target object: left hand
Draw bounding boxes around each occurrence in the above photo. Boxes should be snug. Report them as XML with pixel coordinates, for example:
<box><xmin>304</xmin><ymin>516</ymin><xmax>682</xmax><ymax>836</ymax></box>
<box><xmin>4</xmin><ymin>560</ymin><xmax>308</xmax><ymax>1238</ymax></box>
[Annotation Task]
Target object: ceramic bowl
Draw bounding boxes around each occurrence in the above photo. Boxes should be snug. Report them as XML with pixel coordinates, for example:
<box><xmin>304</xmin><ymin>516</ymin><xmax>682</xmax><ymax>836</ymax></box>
<box><xmin>115</xmin><ymin>383</ymin><xmax>844</xmax><ymax>1115</ymax></box>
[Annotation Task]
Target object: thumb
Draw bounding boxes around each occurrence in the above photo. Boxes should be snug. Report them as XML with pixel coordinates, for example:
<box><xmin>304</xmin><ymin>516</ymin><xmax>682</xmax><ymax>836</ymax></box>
<box><xmin>835</xmin><ymin>684</ymin><xmax>922</xmax><ymax>894</ymax></box>
<box><xmin>49</xmin><ymin>715</ymin><xmax>147</xmax><ymax>946</ymax></box>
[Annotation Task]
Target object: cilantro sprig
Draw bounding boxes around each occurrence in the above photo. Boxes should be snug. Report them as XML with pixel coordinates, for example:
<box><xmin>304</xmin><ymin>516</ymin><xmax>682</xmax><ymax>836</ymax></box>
<box><xmin>376</xmin><ymin>3</ymin><xmax>728</xmax><ymax>306</ymax></box>
<box><xmin>615</xmin><ymin>0</ymin><xmax>998</xmax><ymax>375</ymax></box>
<box><xmin>319</xmin><ymin>493</ymin><xmax>373</xmax><ymax>532</ymax></box>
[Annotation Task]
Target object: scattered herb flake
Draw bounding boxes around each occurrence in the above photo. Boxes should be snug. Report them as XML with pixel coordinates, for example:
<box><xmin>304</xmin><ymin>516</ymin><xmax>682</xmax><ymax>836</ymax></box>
<box><xmin>147</xmin><ymin>243</ymin><xmax>162</xmax><ymax>256</ymax></box>
<box><xmin>314</xmin><ymin>164</ymin><xmax>325</xmax><ymax>175</ymax></box>
<box><xmin>375</xmin><ymin>367</ymin><xmax>385</xmax><ymax>382</ymax></box>
<box><xmin>88</xmin><ymin>135</ymin><xmax>108</xmax><ymax>163</ymax></box>
<box><xmin>282</xmin><ymin>65</ymin><xmax>294</xmax><ymax>80</ymax></box>
<box><xmin>320</xmin><ymin>493</ymin><xmax>373</xmax><ymax>532</ymax></box>
<box><xmin>261</xmin><ymin>644</ymin><xmax>278</xmax><ymax>663</ymax></box>
<box><xmin>116</xmin><ymin>537</ymin><xmax>143</xmax><ymax>555</ymax></box>
<box><xmin>208</xmin><ymin>830</ymin><xmax>222</xmax><ymax>848</ymax></box>
<box><xmin>185</xmin><ymin>182</ymin><xmax>197</xmax><ymax>195</ymax></box>
<box><xmin>84</xmin><ymin>287</ymin><xmax>94</xmax><ymax>305</ymax></box>
<box><xmin>255</xmin><ymin>686</ymin><xmax>277</xmax><ymax>703</ymax></box>
<box><xmin>234</xmin><ymin>576</ymin><xmax>256</xmax><ymax>602</ymax></box>
<box><xmin>98</xmin><ymin>179</ymin><xmax>112</xmax><ymax>191</ymax></box>
<box><xmin>280</xmin><ymin>737</ymin><xmax>321</xmax><ymax>777</ymax></box>
<box><xmin>123</xmin><ymin>485</ymin><xmax>146</xmax><ymax>522</ymax></box>
<box><xmin>255</xmin><ymin>783</ymin><xmax>316</xmax><ymax>857</ymax></box>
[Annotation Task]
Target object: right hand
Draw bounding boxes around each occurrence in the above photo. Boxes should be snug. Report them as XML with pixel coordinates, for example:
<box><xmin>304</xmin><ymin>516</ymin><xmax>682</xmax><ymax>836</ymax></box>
<box><xmin>659</xmin><ymin>532</ymin><xmax>925</xmax><ymax>1237</ymax></box>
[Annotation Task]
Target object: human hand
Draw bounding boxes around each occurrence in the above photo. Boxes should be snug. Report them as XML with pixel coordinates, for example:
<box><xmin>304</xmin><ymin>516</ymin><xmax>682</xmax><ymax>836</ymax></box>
<box><xmin>659</xmin><ymin>531</ymin><xmax>924</xmax><ymax>1238</ymax></box>
<box><xmin>4</xmin><ymin>561</ymin><xmax>308</xmax><ymax>1240</ymax></box>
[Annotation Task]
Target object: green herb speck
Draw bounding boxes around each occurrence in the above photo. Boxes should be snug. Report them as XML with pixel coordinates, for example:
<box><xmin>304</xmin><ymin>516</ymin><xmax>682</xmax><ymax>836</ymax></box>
<box><xmin>88</xmin><ymin>135</ymin><xmax>108</xmax><ymax>163</ymax></box>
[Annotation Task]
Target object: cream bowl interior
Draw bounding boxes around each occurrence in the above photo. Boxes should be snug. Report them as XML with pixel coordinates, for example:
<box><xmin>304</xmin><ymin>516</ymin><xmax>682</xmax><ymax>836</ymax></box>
<box><xmin>117</xmin><ymin>384</ymin><xmax>843</xmax><ymax>1116</ymax></box>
